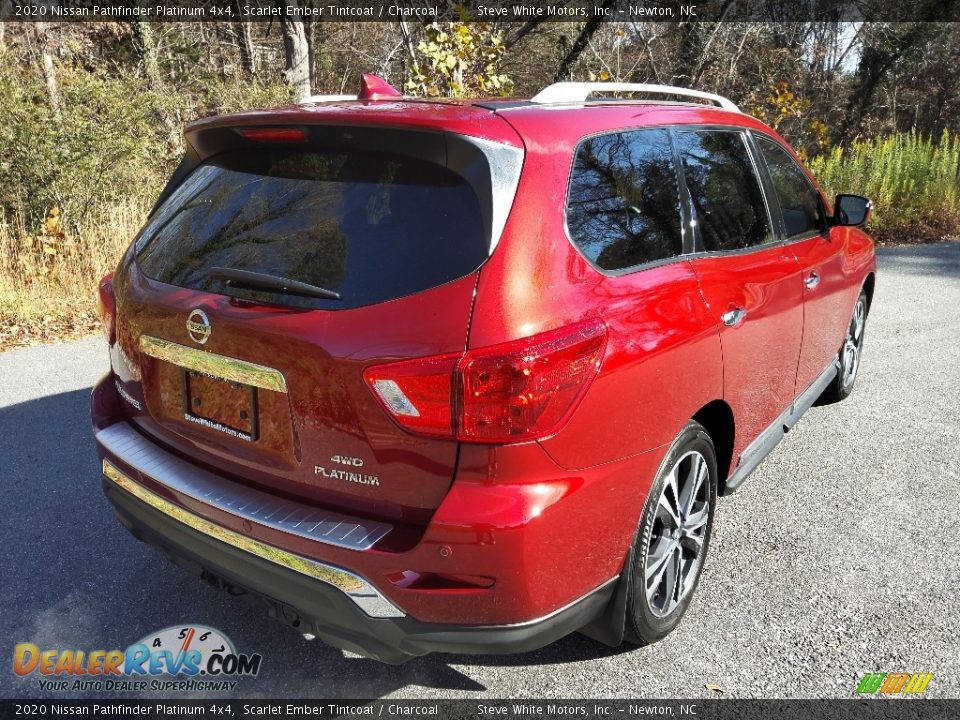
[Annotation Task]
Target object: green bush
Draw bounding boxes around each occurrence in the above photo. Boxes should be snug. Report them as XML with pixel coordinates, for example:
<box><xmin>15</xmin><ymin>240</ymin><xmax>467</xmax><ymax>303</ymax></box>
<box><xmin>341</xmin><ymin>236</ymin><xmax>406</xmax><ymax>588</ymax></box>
<box><xmin>809</xmin><ymin>131</ymin><xmax>960</xmax><ymax>244</ymax></box>
<box><xmin>0</xmin><ymin>50</ymin><xmax>292</xmax><ymax>346</ymax></box>
<box><xmin>0</xmin><ymin>59</ymin><xmax>174</xmax><ymax>233</ymax></box>
<box><xmin>0</xmin><ymin>50</ymin><xmax>292</xmax><ymax>236</ymax></box>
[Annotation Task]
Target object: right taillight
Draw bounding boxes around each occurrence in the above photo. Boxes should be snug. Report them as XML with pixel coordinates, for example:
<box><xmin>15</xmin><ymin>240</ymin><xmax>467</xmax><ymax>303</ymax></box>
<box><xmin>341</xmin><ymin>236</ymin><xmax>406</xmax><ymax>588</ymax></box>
<box><xmin>364</xmin><ymin>319</ymin><xmax>607</xmax><ymax>444</ymax></box>
<box><xmin>98</xmin><ymin>273</ymin><xmax>116</xmax><ymax>345</ymax></box>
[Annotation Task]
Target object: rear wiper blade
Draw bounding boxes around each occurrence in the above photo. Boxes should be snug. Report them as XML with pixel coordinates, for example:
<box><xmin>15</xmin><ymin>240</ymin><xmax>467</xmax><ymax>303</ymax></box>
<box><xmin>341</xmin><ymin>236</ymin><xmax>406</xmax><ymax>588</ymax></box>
<box><xmin>208</xmin><ymin>267</ymin><xmax>341</xmax><ymax>300</ymax></box>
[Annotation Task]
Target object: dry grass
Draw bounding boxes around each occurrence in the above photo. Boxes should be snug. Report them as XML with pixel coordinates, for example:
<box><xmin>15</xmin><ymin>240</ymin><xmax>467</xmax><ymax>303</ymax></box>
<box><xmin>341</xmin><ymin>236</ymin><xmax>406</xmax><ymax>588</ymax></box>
<box><xmin>0</xmin><ymin>200</ymin><xmax>149</xmax><ymax>350</ymax></box>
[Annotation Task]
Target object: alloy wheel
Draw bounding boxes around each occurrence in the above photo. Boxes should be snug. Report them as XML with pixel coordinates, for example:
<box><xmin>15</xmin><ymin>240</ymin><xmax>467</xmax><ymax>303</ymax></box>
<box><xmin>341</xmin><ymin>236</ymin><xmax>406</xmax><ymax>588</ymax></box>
<box><xmin>644</xmin><ymin>450</ymin><xmax>710</xmax><ymax>618</ymax></box>
<box><xmin>841</xmin><ymin>297</ymin><xmax>866</xmax><ymax>389</ymax></box>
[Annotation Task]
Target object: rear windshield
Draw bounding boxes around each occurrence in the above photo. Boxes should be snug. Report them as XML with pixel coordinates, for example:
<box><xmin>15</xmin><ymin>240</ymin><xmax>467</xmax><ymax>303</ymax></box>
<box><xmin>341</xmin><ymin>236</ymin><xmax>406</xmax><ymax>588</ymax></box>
<box><xmin>135</xmin><ymin>150</ymin><xmax>487</xmax><ymax>309</ymax></box>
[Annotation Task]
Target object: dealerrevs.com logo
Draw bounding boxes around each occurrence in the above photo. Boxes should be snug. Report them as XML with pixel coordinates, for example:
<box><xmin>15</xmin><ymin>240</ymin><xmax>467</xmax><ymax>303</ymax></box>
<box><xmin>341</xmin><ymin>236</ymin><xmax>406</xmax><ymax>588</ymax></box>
<box><xmin>856</xmin><ymin>672</ymin><xmax>933</xmax><ymax>695</ymax></box>
<box><xmin>13</xmin><ymin>625</ymin><xmax>262</xmax><ymax>693</ymax></box>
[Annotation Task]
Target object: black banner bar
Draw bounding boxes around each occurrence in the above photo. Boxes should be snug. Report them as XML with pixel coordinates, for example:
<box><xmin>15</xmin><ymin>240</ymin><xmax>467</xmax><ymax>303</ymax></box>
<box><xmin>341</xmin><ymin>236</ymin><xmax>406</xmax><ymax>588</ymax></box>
<box><xmin>0</xmin><ymin>700</ymin><xmax>958</xmax><ymax>720</ymax></box>
<box><xmin>2</xmin><ymin>0</ymin><xmax>959</xmax><ymax>23</ymax></box>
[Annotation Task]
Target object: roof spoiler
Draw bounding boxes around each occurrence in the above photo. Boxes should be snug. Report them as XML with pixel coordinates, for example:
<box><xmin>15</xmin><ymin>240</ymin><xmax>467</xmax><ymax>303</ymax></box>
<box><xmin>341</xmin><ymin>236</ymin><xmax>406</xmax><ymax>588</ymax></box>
<box><xmin>301</xmin><ymin>74</ymin><xmax>403</xmax><ymax>104</ymax></box>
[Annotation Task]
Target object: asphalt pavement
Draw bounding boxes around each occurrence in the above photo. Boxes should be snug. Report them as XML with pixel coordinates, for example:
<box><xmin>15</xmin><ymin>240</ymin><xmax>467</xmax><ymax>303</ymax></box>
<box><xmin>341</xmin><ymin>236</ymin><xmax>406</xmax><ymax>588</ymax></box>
<box><xmin>1</xmin><ymin>241</ymin><xmax>958</xmax><ymax>699</ymax></box>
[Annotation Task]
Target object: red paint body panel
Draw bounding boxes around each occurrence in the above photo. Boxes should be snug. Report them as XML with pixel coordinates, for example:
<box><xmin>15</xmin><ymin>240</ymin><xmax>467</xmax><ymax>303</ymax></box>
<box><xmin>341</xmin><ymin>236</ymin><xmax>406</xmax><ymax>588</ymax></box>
<box><xmin>114</xmin><ymin>261</ymin><xmax>479</xmax><ymax>524</ymax></box>
<box><xmin>690</xmin><ymin>246</ymin><xmax>805</xmax><ymax>458</ymax></box>
<box><xmin>790</xmin><ymin>227</ymin><xmax>876</xmax><ymax>395</ymax></box>
<box><xmin>94</xmin><ymin>375</ymin><xmax>663</xmax><ymax>624</ymax></box>
<box><xmin>187</xmin><ymin>100</ymin><xmax>525</xmax><ymax>148</ymax></box>
<box><xmin>93</xmin><ymin>96</ymin><xmax>877</xmax><ymax>636</ymax></box>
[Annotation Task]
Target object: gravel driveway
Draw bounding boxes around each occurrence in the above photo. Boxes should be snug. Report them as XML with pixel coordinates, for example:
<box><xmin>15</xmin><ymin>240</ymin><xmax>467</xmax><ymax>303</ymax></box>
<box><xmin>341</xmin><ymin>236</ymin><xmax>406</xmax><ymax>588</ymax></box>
<box><xmin>2</xmin><ymin>241</ymin><xmax>958</xmax><ymax>699</ymax></box>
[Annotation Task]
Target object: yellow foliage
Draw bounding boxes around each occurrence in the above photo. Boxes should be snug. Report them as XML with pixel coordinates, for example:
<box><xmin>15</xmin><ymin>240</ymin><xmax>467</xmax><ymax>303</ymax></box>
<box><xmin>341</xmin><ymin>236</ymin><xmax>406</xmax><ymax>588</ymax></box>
<box><xmin>1</xmin><ymin>198</ymin><xmax>149</xmax><ymax>348</ymax></box>
<box><xmin>751</xmin><ymin>81</ymin><xmax>812</xmax><ymax>131</ymax></box>
<box><xmin>407</xmin><ymin>22</ymin><xmax>513</xmax><ymax>99</ymax></box>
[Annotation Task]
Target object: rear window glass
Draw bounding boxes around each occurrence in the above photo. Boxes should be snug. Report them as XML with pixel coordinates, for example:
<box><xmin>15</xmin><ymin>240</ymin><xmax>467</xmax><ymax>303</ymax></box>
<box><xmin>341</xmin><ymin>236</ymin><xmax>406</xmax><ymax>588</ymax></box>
<box><xmin>566</xmin><ymin>128</ymin><xmax>683</xmax><ymax>271</ymax></box>
<box><xmin>135</xmin><ymin>150</ymin><xmax>487</xmax><ymax>309</ymax></box>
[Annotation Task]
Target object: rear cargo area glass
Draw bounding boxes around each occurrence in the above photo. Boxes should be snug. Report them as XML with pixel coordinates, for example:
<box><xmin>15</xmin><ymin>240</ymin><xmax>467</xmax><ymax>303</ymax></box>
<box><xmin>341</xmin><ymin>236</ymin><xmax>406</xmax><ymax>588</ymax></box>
<box><xmin>135</xmin><ymin>150</ymin><xmax>487</xmax><ymax>309</ymax></box>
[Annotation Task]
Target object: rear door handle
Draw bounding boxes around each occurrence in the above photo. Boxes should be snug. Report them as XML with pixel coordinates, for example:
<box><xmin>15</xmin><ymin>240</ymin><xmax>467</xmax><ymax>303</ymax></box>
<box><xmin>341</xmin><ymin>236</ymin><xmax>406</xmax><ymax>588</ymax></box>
<box><xmin>721</xmin><ymin>307</ymin><xmax>747</xmax><ymax>328</ymax></box>
<box><xmin>805</xmin><ymin>272</ymin><xmax>821</xmax><ymax>289</ymax></box>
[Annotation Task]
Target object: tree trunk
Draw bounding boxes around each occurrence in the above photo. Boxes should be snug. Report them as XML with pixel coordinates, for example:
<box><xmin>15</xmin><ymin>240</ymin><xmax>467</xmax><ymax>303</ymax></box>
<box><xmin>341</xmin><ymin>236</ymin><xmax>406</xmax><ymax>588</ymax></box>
<box><xmin>131</xmin><ymin>20</ymin><xmax>161</xmax><ymax>89</ymax></box>
<box><xmin>836</xmin><ymin>1</ymin><xmax>946</xmax><ymax>143</ymax></box>
<box><xmin>34</xmin><ymin>22</ymin><xmax>62</xmax><ymax>122</ymax></box>
<box><xmin>130</xmin><ymin>18</ymin><xmax>182</xmax><ymax>154</ymax></box>
<box><xmin>234</xmin><ymin>17</ymin><xmax>255</xmax><ymax>77</ymax></box>
<box><xmin>554</xmin><ymin>1</ymin><xmax>615</xmax><ymax>83</ymax></box>
<box><xmin>836</xmin><ymin>25</ymin><xmax>925</xmax><ymax>143</ymax></box>
<box><xmin>0</xmin><ymin>0</ymin><xmax>9</xmax><ymax>48</ymax></box>
<box><xmin>304</xmin><ymin>9</ymin><xmax>316</xmax><ymax>91</ymax></box>
<box><xmin>277</xmin><ymin>5</ymin><xmax>311</xmax><ymax>101</ymax></box>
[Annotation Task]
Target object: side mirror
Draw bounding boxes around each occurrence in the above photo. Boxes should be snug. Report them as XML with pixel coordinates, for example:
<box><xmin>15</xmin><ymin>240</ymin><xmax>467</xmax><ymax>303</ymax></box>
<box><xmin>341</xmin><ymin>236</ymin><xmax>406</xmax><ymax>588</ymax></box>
<box><xmin>834</xmin><ymin>194</ymin><xmax>872</xmax><ymax>227</ymax></box>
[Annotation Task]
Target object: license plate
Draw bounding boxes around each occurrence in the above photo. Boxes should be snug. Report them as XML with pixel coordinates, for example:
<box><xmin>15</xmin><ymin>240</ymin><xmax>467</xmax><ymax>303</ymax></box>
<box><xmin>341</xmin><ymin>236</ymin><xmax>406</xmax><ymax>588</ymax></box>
<box><xmin>182</xmin><ymin>370</ymin><xmax>259</xmax><ymax>441</ymax></box>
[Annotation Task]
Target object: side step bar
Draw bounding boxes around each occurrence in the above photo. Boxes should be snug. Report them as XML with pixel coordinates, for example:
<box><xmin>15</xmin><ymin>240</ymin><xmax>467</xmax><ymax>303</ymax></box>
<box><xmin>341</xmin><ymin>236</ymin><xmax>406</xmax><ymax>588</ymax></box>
<box><xmin>723</xmin><ymin>360</ymin><xmax>839</xmax><ymax>495</ymax></box>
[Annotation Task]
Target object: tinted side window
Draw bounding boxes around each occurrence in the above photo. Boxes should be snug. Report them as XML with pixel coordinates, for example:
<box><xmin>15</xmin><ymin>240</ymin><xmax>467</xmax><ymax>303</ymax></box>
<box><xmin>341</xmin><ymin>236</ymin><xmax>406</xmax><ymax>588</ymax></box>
<box><xmin>566</xmin><ymin>128</ymin><xmax>683</xmax><ymax>271</ymax></box>
<box><xmin>675</xmin><ymin>130</ymin><xmax>773</xmax><ymax>252</ymax></box>
<box><xmin>756</xmin><ymin>135</ymin><xmax>825</xmax><ymax>238</ymax></box>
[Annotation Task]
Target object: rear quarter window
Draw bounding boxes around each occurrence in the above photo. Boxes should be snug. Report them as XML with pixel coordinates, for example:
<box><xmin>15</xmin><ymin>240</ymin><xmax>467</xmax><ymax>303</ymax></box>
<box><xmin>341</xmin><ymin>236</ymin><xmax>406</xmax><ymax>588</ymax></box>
<box><xmin>135</xmin><ymin>150</ymin><xmax>488</xmax><ymax>309</ymax></box>
<box><xmin>565</xmin><ymin>128</ymin><xmax>684</xmax><ymax>272</ymax></box>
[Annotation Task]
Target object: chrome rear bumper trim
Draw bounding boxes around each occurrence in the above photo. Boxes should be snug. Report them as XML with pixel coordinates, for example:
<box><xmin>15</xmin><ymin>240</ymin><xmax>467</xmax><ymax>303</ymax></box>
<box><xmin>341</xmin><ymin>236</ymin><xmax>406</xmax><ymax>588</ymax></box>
<box><xmin>95</xmin><ymin>422</ymin><xmax>393</xmax><ymax>551</ymax></box>
<box><xmin>102</xmin><ymin>458</ymin><xmax>404</xmax><ymax>619</ymax></box>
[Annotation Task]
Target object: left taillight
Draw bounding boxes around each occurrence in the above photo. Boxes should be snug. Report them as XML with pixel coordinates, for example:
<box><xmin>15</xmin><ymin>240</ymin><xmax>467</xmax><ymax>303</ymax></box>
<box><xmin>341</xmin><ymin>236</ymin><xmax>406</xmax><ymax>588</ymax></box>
<box><xmin>364</xmin><ymin>353</ymin><xmax>460</xmax><ymax>438</ymax></box>
<box><xmin>364</xmin><ymin>319</ymin><xmax>607</xmax><ymax>444</ymax></box>
<box><xmin>98</xmin><ymin>273</ymin><xmax>116</xmax><ymax>345</ymax></box>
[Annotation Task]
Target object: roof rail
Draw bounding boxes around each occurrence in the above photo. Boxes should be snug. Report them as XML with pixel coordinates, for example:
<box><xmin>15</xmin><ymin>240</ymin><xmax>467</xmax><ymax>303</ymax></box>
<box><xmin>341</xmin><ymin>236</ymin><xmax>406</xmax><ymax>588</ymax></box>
<box><xmin>530</xmin><ymin>82</ymin><xmax>741</xmax><ymax>113</ymax></box>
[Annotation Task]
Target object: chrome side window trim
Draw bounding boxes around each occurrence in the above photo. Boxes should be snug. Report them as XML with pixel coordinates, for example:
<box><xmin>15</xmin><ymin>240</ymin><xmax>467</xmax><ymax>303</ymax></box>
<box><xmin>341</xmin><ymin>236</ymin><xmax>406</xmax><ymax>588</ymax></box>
<box><xmin>462</xmin><ymin>135</ymin><xmax>525</xmax><ymax>254</ymax></box>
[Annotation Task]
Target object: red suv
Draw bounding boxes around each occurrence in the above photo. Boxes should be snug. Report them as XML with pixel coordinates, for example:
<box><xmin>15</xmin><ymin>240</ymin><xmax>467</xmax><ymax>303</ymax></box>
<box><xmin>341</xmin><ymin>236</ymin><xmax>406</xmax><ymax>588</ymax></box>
<box><xmin>92</xmin><ymin>77</ymin><xmax>876</xmax><ymax>663</ymax></box>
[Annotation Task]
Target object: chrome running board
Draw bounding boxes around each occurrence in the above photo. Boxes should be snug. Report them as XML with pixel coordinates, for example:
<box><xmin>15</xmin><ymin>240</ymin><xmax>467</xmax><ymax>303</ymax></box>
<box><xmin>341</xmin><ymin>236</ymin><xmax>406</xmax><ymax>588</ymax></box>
<box><xmin>724</xmin><ymin>359</ymin><xmax>839</xmax><ymax>495</ymax></box>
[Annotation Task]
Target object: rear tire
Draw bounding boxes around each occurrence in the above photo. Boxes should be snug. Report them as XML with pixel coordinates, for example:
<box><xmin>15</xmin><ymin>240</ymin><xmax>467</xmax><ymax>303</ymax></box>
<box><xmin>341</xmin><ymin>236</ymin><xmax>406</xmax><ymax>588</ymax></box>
<box><xmin>624</xmin><ymin>421</ymin><xmax>717</xmax><ymax>646</ymax></box>
<box><xmin>819</xmin><ymin>289</ymin><xmax>868</xmax><ymax>404</ymax></box>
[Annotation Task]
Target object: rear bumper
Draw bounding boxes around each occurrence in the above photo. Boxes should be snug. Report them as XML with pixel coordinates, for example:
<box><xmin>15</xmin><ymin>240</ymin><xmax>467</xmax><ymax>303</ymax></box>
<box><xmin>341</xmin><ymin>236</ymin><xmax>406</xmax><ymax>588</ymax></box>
<box><xmin>92</xmin><ymin>370</ymin><xmax>659</xmax><ymax>659</ymax></box>
<box><xmin>103</xmin><ymin>466</ymin><xmax>615</xmax><ymax>663</ymax></box>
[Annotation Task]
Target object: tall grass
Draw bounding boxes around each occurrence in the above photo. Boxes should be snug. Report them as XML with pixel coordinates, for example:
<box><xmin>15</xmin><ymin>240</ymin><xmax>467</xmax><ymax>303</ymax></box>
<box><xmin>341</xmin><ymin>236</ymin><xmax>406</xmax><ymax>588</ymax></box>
<box><xmin>0</xmin><ymin>56</ymin><xmax>290</xmax><ymax>349</ymax></box>
<box><xmin>0</xmin><ymin>199</ymin><xmax>150</xmax><ymax>347</ymax></box>
<box><xmin>809</xmin><ymin>130</ymin><xmax>960</xmax><ymax>244</ymax></box>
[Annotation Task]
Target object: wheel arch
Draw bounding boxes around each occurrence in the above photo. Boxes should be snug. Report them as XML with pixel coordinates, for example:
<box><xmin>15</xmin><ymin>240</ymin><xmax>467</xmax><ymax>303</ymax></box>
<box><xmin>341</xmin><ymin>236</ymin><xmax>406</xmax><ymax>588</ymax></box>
<box><xmin>691</xmin><ymin>400</ymin><xmax>736</xmax><ymax>496</ymax></box>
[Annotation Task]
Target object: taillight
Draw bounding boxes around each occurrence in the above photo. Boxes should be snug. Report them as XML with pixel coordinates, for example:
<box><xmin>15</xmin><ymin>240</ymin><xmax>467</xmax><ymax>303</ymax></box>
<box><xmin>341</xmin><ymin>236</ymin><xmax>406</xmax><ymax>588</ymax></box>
<box><xmin>457</xmin><ymin>320</ymin><xmax>607</xmax><ymax>442</ymax></box>
<box><xmin>364</xmin><ymin>354</ymin><xmax>459</xmax><ymax>437</ymax></box>
<box><xmin>364</xmin><ymin>320</ymin><xmax>607</xmax><ymax>444</ymax></box>
<box><xmin>98</xmin><ymin>273</ymin><xmax>116</xmax><ymax>345</ymax></box>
